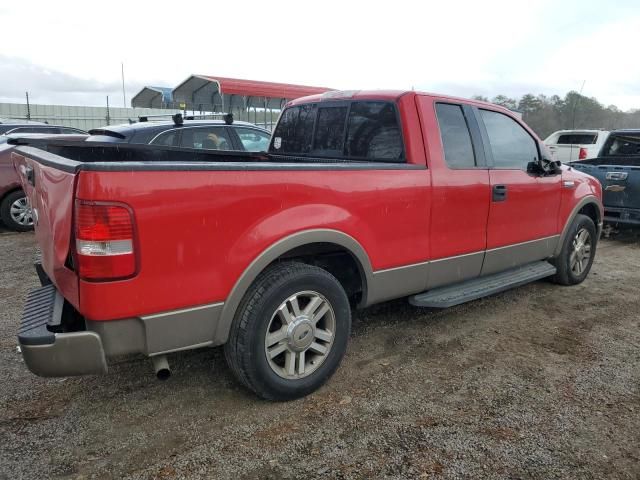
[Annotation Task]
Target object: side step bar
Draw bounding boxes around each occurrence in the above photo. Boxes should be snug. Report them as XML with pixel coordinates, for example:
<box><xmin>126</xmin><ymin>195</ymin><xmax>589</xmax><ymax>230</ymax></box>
<box><xmin>409</xmin><ymin>261</ymin><xmax>557</xmax><ymax>308</ymax></box>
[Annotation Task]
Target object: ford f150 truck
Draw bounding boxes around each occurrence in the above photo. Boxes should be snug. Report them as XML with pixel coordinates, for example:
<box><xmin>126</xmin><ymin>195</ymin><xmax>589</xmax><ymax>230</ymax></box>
<box><xmin>12</xmin><ymin>90</ymin><xmax>603</xmax><ymax>400</ymax></box>
<box><xmin>570</xmin><ymin>129</ymin><xmax>640</xmax><ymax>225</ymax></box>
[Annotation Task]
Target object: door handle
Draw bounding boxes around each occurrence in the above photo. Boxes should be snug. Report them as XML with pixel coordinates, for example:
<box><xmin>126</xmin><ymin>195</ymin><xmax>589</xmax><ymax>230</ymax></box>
<box><xmin>492</xmin><ymin>184</ymin><xmax>507</xmax><ymax>202</ymax></box>
<box><xmin>25</xmin><ymin>166</ymin><xmax>35</xmax><ymax>187</ymax></box>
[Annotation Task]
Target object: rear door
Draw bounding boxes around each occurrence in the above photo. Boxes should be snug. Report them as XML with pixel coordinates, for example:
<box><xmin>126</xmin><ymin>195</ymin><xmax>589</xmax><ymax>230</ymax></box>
<box><xmin>418</xmin><ymin>97</ymin><xmax>491</xmax><ymax>288</ymax></box>
<box><xmin>12</xmin><ymin>147</ymin><xmax>80</xmax><ymax>306</ymax></box>
<box><xmin>477</xmin><ymin>108</ymin><xmax>561</xmax><ymax>274</ymax></box>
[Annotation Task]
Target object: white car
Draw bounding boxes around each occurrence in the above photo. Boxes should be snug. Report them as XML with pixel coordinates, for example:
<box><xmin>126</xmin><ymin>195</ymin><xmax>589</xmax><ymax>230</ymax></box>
<box><xmin>544</xmin><ymin>129</ymin><xmax>609</xmax><ymax>162</ymax></box>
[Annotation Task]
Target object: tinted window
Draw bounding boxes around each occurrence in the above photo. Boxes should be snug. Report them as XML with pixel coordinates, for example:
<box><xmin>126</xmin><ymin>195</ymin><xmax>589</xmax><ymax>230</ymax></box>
<box><xmin>556</xmin><ymin>133</ymin><xmax>597</xmax><ymax>145</ymax></box>
<box><xmin>271</xmin><ymin>104</ymin><xmax>317</xmax><ymax>154</ymax></box>
<box><xmin>9</xmin><ymin>126</ymin><xmax>60</xmax><ymax>134</ymax></box>
<box><xmin>180</xmin><ymin>127</ymin><xmax>233</xmax><ymax>150</ymax></box>
<box><xmin>481</xmin><ymin>110</ymin><xmax>538</xmax><ymax>169</ymax></box>
<box><xmin>235</xmin><ymin>127</ymin><xmax>271</xmax><ymax>152</ymax></box>
<box><xmin>345</xmin><ymin>102</ymin><xmax>403</xmax><ymax>161</ymax></box>
<box><xmin>601</xmin><ymin>134</ymin><xmax>640</xmax><ymax>156</ymax></box>
<box><xmin>60</xmin><ymin>127</ymin><xmax>87</xmax><ymax>135</ymax></box>
<box><xmin>312</xmin><ymin>107</ymin><xmax>347</xmax><ymax>155</ymax></box>
<box><xmin>435</xmin><ymin>103</ymin><xmax>476</xmax><ymax>168</ymax></box>
<box><xmin>150</xmin><ymin>130</ymin><xmax>178</xmax><ymax>147</ymax></box>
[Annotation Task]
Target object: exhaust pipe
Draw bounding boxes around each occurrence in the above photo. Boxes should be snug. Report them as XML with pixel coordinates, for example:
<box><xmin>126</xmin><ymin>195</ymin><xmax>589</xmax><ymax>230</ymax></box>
<box><xmin>151</xmin><ymin>355</ymin><xmax>171</xmax><ymax>380</ymax></box>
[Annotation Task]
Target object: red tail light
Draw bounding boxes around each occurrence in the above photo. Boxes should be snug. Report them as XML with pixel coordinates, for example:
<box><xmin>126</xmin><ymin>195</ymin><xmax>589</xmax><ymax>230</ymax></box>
<box><xmin>578</xmin><ymin>147</ymin><xmax>588</xmax><ymax>160</ymax></box>
<box><xmin>74</xmin><ymin>201</ymin><xmax>137</xmax><ymax>280</ymax></box>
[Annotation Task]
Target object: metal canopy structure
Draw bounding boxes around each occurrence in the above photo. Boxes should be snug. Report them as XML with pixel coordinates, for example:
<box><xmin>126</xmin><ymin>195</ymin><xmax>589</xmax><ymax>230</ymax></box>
<box><xmin>130</xmin><ymin>75</ymin><xmax>332</xmax><ymax>129</ymax></box>
<box><xmin>131</xmin><ymin>86</ymin><xmax>174</xmax><ymax>109</ymax></box>
<box><xmin>171</xmin><ymin>75</ymin><xmax>332</xmax><ymax>112</ymax></box>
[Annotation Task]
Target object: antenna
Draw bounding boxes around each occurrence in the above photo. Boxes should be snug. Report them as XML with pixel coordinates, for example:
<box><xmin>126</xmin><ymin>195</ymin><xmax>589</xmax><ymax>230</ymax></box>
<box><xmin>571</xmin><ymin>80</ymin><xmax>586</xmax><ymax>129</ymax></box>
<box><xmin>121</xmin><ymin>62</ymin><xmax>127</xmax><ymax>108</ymax></box>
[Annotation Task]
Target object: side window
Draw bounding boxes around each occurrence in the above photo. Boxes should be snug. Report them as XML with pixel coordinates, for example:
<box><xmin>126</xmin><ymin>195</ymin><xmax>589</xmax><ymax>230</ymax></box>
<box><xmin>344</xmin><ymin>102</ymin><xmax>403</xmax><ymax>161</ymax></box>
<box><xmin>150</xmin><ymin>130</ymin><xmax>178</xmax><ymax>147</ymax></box>
<box><xmin>271</xmin><ymin>104</ymin><xmax>317</xmax><ymax>154</ymax></box>
<box><xmin>435</xmin><ymin>103</ymin><xmax>476</xmax><ymax>168</ymax></box>
<box><xmin>10</xmin><ymin>126</ymin><xmax>61</xmax><ymax>134</ymax></box>
<box><xmin>481</xmin><ymin>109</ymin><xmax>539</xmax><ymax>169</ymax></box>
<box><xmin>235</xmin><ymin>128</ymin><xmax>271</xmax><ymax>152</ymax></box>
<box><xmin>181</xmin><ymin>127</ymin><xmax>233</xmax><ymax>151</ymax></box>
<box><xmin>61</xmin><ymin>128</ymin><xmax>86</xmax><ymax>135</ymax></box>
<box><xmin>312</xmin><ymin>106</ymin><xmax>347</xmax><ymax>155</ymax></box>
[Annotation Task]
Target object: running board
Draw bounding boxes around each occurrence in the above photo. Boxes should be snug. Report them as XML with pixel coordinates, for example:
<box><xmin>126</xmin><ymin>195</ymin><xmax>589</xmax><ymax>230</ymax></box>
<box><xmin>409</xmin><ymin>261</ymin><xmax>557</xmax><ymax>308</ymax></box>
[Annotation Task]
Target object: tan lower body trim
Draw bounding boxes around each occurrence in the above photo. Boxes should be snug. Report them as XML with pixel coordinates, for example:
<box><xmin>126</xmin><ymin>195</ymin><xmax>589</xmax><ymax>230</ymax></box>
<box><xmin>366</xmin><ymin>235</ymin><xmax>560</xmax><ymax>306</ymax></box>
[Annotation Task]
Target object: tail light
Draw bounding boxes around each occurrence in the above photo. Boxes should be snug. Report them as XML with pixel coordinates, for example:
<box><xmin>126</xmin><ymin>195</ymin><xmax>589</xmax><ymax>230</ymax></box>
<box><xmin>578</xmin><ymin>147</ymin><xmax>588</xmax><ymax>160</ymax></box>
<box><xmin>74</xmin><ymin>200</ymin><xmax>137</xmax><ymax>280</ymax></box>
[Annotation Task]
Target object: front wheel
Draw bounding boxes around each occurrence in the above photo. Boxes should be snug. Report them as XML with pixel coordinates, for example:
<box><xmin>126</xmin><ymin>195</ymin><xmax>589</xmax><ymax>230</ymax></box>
<box><xmin>224</xmin><ymin>262</ymin><xmax>351</xmax><ymax>400</ymax></box>
<box><xmin>551</xmin><ymin>214</ymin><xmax>597</xmax><ymax>285</ymax></box>
<box><xmin>0</xmin><ymin>190</ymin><xmax>34</xmax><ymax>232</ymax></box>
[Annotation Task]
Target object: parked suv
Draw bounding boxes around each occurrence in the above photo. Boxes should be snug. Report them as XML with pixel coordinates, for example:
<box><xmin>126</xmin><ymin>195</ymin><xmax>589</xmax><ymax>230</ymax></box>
<box><xmin>86</xmin><ymin>114</ymin><xmax>271</xmax><ymax>152</ymax></box>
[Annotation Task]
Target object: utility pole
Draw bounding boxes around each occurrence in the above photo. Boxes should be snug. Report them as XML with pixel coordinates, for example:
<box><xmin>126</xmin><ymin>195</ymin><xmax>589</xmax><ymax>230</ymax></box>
<box><xmin>121</xmin><ymin>62</ymin><xmax>127</xmax><ymax>108</ymax></box>
<box><xmin>106</xmin><ymin>95</ymin><xmax>111</xmax><ymax>125</ymax></box>
<box><xmin>25</xmin><ymin>91</ymin><xmax>31</xmax><ymax>120</ymax></box>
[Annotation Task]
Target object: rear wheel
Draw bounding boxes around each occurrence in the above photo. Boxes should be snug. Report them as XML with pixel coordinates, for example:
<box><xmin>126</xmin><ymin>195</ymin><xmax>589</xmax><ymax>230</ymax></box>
<box><xmin>0</xmin><ymin>190</ymin><xmax>34</xmax><ymax>232</ymax></box>
<box><xmin>224</xmin><ymin>262</ymin><xmax>351</xmax><ymax>400</ymax></box>
<box><xmin>552</xmin><ymin>214</ymin><xmax>597</xmax><ymax>285</ymax></box>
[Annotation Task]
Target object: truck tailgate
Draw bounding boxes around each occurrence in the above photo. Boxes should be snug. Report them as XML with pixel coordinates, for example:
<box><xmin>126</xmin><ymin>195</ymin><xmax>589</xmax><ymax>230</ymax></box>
<box><xmin>12</xmin><ymin>146</ymin><xmax>80</xmax><ymax>307</ymax></box>
<box><xmin>572</xmin><ymin>161</ymin><xmax>640</xmax><ymax>210</ymax></box>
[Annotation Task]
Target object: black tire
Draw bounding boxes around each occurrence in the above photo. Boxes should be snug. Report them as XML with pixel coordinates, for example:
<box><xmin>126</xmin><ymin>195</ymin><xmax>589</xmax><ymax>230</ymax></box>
<box><xmin>0</xmin><ymin>190</ymin><xmax>34</xmax><ymax>232</ymax></box>
<box><xmin>224</xmin><ymin>262</ymin><xmax>351</xmax><ymax>401</ymax></box>
<box><xmin>551</xmin><ymin>214</ymin><xmax>597</xmax><ymax>285</ymax></box>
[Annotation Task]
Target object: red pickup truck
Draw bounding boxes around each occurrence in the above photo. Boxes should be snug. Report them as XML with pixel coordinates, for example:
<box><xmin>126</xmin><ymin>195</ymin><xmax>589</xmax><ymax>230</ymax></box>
<box><xmin>13</xmin><ymin>90</ymin><xmax>603</xmax><ymax>400</ymax></box>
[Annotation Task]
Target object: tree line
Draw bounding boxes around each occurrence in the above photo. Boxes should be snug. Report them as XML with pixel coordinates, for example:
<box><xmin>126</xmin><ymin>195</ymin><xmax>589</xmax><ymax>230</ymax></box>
<box><xmin>471</xmin><ymin>92</ymin><xmax>640</xmax><ymax>139</ymax></box>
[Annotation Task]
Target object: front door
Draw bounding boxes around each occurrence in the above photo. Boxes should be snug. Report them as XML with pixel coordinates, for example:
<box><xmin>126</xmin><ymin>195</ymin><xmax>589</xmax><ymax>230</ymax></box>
<box><xmin>477</xmin><ymin>108</ymin><xmax>561</xmax><ymax>275</ymax></box>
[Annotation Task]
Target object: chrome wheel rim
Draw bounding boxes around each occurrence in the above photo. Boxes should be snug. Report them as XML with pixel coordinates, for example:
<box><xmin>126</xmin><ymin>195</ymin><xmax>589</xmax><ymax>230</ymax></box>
<box><xmin>264</xmin><ymin>290</ymin><xmax>336</xmax><ymax>379</ymax></box>
<box><xmin>9</xmin><ymin>196</ymin><xmax>33</xmax><ymax>226</ymax></box>
<box><xmin>570</xmin><ymin>227</ymin><xmax>592</xmax><ymax>276</ymax></box>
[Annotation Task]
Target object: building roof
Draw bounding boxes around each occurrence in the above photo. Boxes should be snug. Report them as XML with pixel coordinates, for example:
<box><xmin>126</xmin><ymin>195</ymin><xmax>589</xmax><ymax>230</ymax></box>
<box><xmin>171</xmin><ymin>75</ymin><xmax>333</xmax><ymax>111</ymax></box>
<box><xmin>131</xmin><ymin>86</ymin><xmax>174</xmax><ymax>108</ymax></box>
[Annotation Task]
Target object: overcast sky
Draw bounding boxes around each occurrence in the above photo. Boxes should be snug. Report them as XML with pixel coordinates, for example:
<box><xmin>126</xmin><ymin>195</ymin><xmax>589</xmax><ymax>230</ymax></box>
<box><xmin>1</xmin><ymin>0</ymin><xmax>639</xmax><ymax>110</ymax></box>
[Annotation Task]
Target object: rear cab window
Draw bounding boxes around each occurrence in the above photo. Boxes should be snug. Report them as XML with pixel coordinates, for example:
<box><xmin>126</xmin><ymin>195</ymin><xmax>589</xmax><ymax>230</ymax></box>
<box><xmin>601</xmin><ymin>133</ymin><xmax>640</xmax><ymax>156</ymax></box>
<box><xmin>556</xmin><ymin>133</ymin><xmax>597</xmax><ymax>145</ymax></box>
<box><xmin>270</xmin><ymin>100</ymin><xmax>404</xmax><ymax>162</ymax></box>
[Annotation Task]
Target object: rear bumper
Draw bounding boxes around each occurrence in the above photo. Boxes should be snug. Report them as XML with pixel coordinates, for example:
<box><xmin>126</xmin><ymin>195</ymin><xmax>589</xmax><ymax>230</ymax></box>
<box><xmin>604</xmin><ymin>206</ymin><xmax>640</xmax><ymax>225</ymax></box>
<box><xmin>18</xmin><ymin>284</ymin><xmax>108</xmax><ymax>377</ymax></box>
<box><xmin>18</xmin><ymin>266</ymin><xmax>225</xmax><ymax>378</ymax></box>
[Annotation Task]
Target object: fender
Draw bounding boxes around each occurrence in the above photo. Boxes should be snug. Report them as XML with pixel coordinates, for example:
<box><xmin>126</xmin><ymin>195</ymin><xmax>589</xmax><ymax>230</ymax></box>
<box><xmin>554</xmin><ymin>195</ymin><xmax>602</xmax><ymax>256</ymax></box>
<box><xmin>213</xmin><ymin>229</ymin><xmax>374</xmax><ymax>344</ymax></box>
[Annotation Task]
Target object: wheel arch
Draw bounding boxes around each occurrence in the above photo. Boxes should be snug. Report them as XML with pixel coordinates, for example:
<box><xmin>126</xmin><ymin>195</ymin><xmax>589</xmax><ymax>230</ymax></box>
<box><xmin>214</xmin><ymin>229</ymin><xmax>373</xmax><ymax>344</ymax></box>
<box><xmin>555</xmin><ymin>195</ymin><xmax>602</xmax><ymax>256</ymax></box>
<box><xmin>0</xmin><ymin>185</ymin><xmax>24</xmax><ymax>203</ymax></box>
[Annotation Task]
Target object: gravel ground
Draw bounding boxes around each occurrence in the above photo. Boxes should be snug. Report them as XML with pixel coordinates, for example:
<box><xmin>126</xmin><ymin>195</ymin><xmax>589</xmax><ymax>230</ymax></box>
<box><xmin>0</xmin><ymin>226</ymin><xmax>639</xmax><ymax>480</ymax></box>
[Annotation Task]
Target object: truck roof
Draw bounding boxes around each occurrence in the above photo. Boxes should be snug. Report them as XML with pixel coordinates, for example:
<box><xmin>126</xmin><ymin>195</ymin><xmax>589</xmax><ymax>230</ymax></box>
<box><xmin>611</xmin><ymin>129</ymin><xmax>640</xmax><ymax>134</ymax></box>
<box><xmin>286</xmin><ymin>89</ymin><xmax>513</xmax><ymax>114</ymax></box>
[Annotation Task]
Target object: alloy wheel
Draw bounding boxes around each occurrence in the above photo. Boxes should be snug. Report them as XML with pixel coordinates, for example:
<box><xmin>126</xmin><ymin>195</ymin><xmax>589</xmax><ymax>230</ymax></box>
<box><xmin>9</xmin><ymin>196</ymin><xmax>33</xmax><ymax>227</ymax></box>
<box><xmin>570</xmin><ymin>227</ymin><xmax>592</xmax><ymax>276</ymax></box>
<box><xmin>264</xmin><ymin>290</ymin><xmax>336</xmax><ymax>379</ymax></box>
